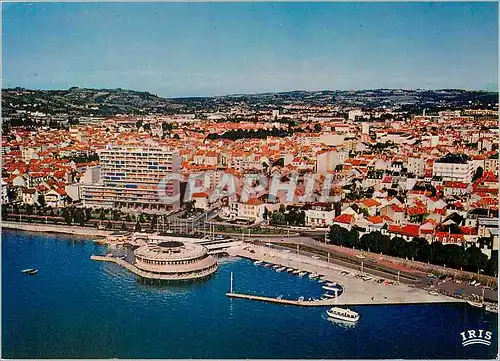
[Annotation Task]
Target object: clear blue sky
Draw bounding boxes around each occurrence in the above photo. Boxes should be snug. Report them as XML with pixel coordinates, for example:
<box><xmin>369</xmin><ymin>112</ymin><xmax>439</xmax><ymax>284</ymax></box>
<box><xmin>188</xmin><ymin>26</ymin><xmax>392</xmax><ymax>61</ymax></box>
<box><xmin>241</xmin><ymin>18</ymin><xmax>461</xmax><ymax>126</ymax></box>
<box><xmin>2</xmin><ymin>2</ymin><xmax>498</xmax><ymax>97</ymax></box>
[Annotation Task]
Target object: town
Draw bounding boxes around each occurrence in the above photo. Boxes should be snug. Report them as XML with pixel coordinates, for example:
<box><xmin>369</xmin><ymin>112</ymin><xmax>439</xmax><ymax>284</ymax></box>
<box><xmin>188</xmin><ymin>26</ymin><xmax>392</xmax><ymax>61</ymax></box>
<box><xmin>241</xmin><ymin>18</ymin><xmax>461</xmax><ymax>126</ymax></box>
<box><xmin>2</xmin><ymin>87</ymin><xmax>498</xmax><ymax>283</ymax></box>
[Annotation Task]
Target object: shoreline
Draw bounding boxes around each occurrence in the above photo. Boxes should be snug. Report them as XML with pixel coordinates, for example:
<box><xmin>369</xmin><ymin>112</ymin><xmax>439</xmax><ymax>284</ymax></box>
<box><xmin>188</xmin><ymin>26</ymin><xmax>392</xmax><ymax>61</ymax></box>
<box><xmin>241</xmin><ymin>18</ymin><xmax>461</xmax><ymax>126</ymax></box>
<box><xmin>2</xmin><ymin>222</ymin><xmax>111</xmax><ymax>238</ymax></box>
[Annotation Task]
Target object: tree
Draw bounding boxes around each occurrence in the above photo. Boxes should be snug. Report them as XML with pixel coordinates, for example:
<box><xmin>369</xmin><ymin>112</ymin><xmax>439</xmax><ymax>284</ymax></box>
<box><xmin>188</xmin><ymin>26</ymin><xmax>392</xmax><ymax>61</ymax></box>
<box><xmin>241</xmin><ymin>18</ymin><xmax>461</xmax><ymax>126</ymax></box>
<box><xmin>125</xmin><ymin>214</ymin><xmax>132</xmax><ymax>222</ymax></box>
<box><xmin>121</xmin><ymin>222</ymin><xmax>127</xmax><ymax>231</ymax></box>
<box><xmin>328</xmin><ymin>225</ymin><xmax>350</xmax><ymax>246</ymax></box>
<box><xmin>37</xmin><ymin>194</ymin><xmax>46</xmax><ymax>208</ymax></box>
<box><xmin>138</xmin><ymin>213</ymin><xmax>146</xmax><ymax>223</ymax></box>
<box><xmin>465</xmin><ymin>245</ymin><xmax>488</xmax><ymax>273</ymax></box>
<box><xmin>472</xmin><ymin>166</ymin><xmax>484</xmax><ymax>182</ymax></box>
<box><xmin>314</xmin><ymin>123</ymin><xmax>322</xmax><ymax>132</ymax></box>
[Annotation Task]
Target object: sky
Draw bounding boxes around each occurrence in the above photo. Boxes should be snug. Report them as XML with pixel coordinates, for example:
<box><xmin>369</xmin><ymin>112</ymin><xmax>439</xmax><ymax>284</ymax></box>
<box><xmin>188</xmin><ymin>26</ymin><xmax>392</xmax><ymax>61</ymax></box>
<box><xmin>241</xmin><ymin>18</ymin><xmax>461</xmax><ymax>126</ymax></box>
<box><xmin>2</xmin><ymin>2</ymin><xmax>498</xmax><ymax>97</ymax></box>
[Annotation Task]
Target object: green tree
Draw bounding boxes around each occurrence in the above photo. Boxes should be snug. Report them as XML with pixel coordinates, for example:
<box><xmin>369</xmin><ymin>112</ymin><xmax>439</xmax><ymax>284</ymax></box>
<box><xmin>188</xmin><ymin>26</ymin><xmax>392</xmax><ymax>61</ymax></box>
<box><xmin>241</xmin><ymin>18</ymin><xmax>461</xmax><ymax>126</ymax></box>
<box><xmin>472</xmin><ymin>166</ymin><xmax>484</xmax><ymax>182</ymax></box>
<box><xmin>37</xmin><ymin>194</ymin><xmax>46</xmax><ymax>208</ymax></box>
<box><xmin>121</xmin><ymin>221</ymin><xmax>127</xmax><ymax>231</ymax></box>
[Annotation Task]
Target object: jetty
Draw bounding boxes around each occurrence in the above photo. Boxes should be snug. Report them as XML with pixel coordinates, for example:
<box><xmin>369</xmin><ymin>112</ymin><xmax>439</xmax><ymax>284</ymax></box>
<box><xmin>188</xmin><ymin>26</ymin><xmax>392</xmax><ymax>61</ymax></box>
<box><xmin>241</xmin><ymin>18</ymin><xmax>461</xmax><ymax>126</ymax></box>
<box><xmin>226</xmin><ymin>292</ymin><xmax>338</xmax><ymax>307</ymax></box>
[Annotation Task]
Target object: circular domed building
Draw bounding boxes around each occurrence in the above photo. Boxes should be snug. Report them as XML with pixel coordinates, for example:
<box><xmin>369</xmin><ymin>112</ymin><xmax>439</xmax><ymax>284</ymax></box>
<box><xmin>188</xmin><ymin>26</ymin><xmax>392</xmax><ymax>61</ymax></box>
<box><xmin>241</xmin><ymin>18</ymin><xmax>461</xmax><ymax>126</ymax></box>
<box><xmin>133</xmin><ymin>241</ymin><xmax>218</xmax><ymax>282</ymax></box>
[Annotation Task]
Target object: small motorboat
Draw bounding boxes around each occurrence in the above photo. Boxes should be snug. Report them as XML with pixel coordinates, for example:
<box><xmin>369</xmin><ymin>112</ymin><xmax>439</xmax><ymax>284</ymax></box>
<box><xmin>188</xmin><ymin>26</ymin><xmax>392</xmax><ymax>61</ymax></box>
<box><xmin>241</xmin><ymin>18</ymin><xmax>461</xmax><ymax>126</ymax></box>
<box><xmin>309</xmin><ymin>273</ymin><xmax>319</xmax><ymax>279</ymax></box>
<box><xmin>298</xmin><ymin>296</ymin><xmax>305</xmax><ymax>302</ymax></box>
<box><xmin>317</xmin><ymin>279</ymin><xmax>326</xmax><ymax>283</ymax></box>
<box><xmin>286</xmin><ymin>268</ymin><xmax>294</xmax><ymax>273</ymax></box>
<box><xmin>272</xmin><ymin>264</ymin><xmax>280</xmax><ymax>269</ymax></box>
<box><xmin>277</xmin><ymin>294</ymin><xmax>284</xmax><ymax>300</ymax></box>
<box><xmin>293</xmin><ymin>269</ymin><xmax>301</xmax><ymax>275</ymax></box>
<box><xmin>263</xmin><ymin>263</ymin><xmax>272</xmax><ymax>268</ymax></box>
<box><xmin>276</xmin><ymin>267</ymin><xmax>286</xmax><ymax>272</ymax></box>
<box><xmin>298</xmin><ymin>271</ymin><xmax>307</xmax><ymax>277</ymax></box>
<box><xmin>254</xmin><ymin>260</ymin><xmax>263</xmax><ymax>266</ymax></box>
<box><xmin>326</xmin><ymin>307</ymin><xmax>360</xmax><ymax>322</ymax></box>
<box><xmin>21</xmin><ymin>268</ymin><xmax>38</xmax><ymax>275</ymax></box>
<box><xmin>323</xmin><ymin>293</ymin><xmax>336</xmax><ymax>298</ymax></box>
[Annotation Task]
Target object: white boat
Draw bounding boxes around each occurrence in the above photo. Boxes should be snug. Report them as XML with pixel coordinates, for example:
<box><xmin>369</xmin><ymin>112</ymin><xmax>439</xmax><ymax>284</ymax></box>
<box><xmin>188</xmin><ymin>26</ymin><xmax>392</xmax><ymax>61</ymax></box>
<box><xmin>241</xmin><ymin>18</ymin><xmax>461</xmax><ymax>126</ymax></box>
<box><xmin>298</xmin><ymin>296</ymin><xmax>305</xmax><ymax>302</ymax></box>
<box><xmin>263</xmin><ymin>263</ymin><xmax>272</xmax><ymax>268</ymax></box>
<box><xmin>317</xmin><ymin>279</ymin><xmax>326</xmax><ymax>283</ymax></box>
<box><xmin>326</xmin><ymin>282</ymin><xmax>337</xmax><ymax>287</ymax></box>
<box><xmin>276</xmin><ymin>267</ymin><xmax>286</xmax><ymax>272</ymax></box>
<box><xmin>326</xmin><ymin>307</ymin><xmax>360</xmax><ymax>322</ymax></box>
<box><xmin>277</xmin><ymin>294</ymin><xmax>283</xmax><ymax>300</ymax></box>
<box><xmin>293</xmin><ymin>269</ymin><xmax>301</xmax><ymax>275</ymax></box>
<box><xmin>21</xmin><ymin>268</ymin><xmax>38</xmax><ymax>275</ymax></box>
<box><xmin>323</xmin><ymin>285</ymin><xmax>342</xmax><ymax>292</ymax></box>
<box><xmin>272</xmin><ymin>264</ymin><xmax>280</xmax><ymax>269</ymax></box>
<box><xmin>309</xmin><ymin>273</ymin><xmax>319</xmax><ymax>279</ymax></box>
<box><xmin>286</xmin><ymin>268</ymin><xmax>294</xmax><ymax>272</ymax></box>
<box><xmin>323</xmin><ymin>293</ymin><xmax>336</xmax><ymax>298</ymax></box>
<box><xmin>485</xmin><ymin>304</ymin><xmax>498</xmax><ymax>313</ymax></box>
<box><xmin>254</xmin><ymin>260</ymin><xmax>263</xmax><ymax>265</ymax></box>
<box><xmin>298</xmin><ymin>271</ymin><xmax>307</xmax><ymax>277</ymax></box>
<box><xmin>467</xmin><ymin>301</ymin><xmax>484</xmax><ymax>308</ymax></box>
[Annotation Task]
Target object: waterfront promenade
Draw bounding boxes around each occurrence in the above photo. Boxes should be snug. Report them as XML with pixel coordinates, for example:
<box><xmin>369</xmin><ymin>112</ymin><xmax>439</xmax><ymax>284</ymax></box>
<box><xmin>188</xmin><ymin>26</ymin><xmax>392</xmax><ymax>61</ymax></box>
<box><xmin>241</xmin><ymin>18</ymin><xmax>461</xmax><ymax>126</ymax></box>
<box><xmin>3</xmin><ymin>221</ymin><xmax>110</xmax><ymax>238</ymax></box>
<box><xmin>227</xmin><ymin>244</ymin><xmax>461</xmax><ymax>306</ymax></box>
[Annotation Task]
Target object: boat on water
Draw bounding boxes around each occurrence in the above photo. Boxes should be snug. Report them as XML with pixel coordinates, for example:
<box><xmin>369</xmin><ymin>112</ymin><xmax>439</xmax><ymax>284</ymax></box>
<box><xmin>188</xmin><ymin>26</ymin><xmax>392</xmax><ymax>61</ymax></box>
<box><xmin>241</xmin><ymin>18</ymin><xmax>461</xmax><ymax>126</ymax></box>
<box><xmin>286</xmin><ymin>268</ymin><xmax>294</xmax><ymax>272</ymax></box>
<box><xmin>277</xmin><ymin>294</ymin><xmax>283</xmax><ymax>300</ymax></box>
<box><xmin>467</xmin><ymin>300</ymin><xmax>484</xmax><ymax>308</ymax></box>
<box><xmin>309</xmin><ymin>273</ymin><xmax>319</xmax><ymax>279</ymax></box>
<box><xmin>323</xmin><ymin>285</ymin><xmax>342</xmax><ymax>292</ymax></box>
<box><xmin>263</xmin><ymin>263</ymin><xmax>272</xmax><ymax>268</ymax></box>
<box><xmin>485</xmin><ymin>304</ymin><xmax>498</xmax><ymax>313</ymax></box>
<box><xmin>21</xmin><ymin>268</ymin><xmax>38</xmax><ymax>275</ymax></box>
<box><xmin>326</xmin><ymin>282</ymin><xmax>337</xmax><ymax>287</ymax></box>
<box><xmin>272</xmin><ymin>265</ymin><xmax>280</xmax><ymax>269</ymax></box>
<box><xmin>317</xmin><ymin>279</ymin><xmax>326</xmax><ymax>283</ymax></box>
<box><xmin>293</xmin><ymin>269</ymin><xmax>301</xmax><ymax>275</ymax></box>
<box><xmin>323</xmin><ymin>293</ymin><xmax>336</xmax><ymax>298</ymax></box>
<box><xmin>298</xmin><ymin>296</ymin><xmax>305</xmax><ymax>302</ymax></box>
<box><xmin>326</xmin><ymin>307</ymin><xmax>360</xmax><ymax>322</ymax></box>
<box><xmin>276</xmin><ymin>267</ymin><xmax>286</xmax><ymax>272</ymax></box>
<box><xmin>298</xmin><ymin>271</ymin><xmax>307</xmax><ymax>277</ymax></box>
<box><xmin>254</xmin><ymin>260</ymin><xmax>263</xmax><ymax>266</ymax></box>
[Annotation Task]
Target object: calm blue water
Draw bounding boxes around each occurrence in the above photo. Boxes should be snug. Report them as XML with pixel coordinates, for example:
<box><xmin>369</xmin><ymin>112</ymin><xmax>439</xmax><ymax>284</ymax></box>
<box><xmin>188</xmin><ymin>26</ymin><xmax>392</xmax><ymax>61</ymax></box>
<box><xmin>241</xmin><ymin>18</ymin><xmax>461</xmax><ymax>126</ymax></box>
<box><xmin>2</xmin><ymin>229</ymin><xmax>498</xmax><ymax>359</ymax></box>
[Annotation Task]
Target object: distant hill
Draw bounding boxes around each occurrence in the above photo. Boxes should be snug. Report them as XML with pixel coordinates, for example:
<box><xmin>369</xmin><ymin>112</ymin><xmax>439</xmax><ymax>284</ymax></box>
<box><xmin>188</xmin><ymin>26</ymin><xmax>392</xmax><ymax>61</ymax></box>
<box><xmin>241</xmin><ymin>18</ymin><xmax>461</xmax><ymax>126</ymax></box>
<box><xmin>2</xmin><ymin>87</ymin><xmax>186</xmax><ymax>118</ymax></box>
<box><xmin>2</xmin><ymin>87</ymin><xmax>497</xmax><ymax>120</ymax></box>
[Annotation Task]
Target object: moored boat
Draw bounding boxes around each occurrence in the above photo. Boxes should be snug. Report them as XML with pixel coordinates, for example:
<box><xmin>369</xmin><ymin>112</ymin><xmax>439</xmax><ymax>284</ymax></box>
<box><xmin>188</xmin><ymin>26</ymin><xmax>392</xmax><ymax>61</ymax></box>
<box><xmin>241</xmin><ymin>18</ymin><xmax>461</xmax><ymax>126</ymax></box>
<box><xmin>298</xmin><ymin>271</ymin><xmax>307</xmax><ymax>277</ymax></box>
<box><xmin>286</xmin><ymin>268</ymin><xmax>294</xmax><ymax>272</ymax></box>
<box><xmin>254</xmin><ymin>260</ymin><xmax>263</xmax><ymax>266</ymax></box>
<box><xmin>21</xmin><ymin>268</ymin><xmax>38</xmax><ymax>275</ymax></box>
<box><xmin>309</xmin><ymin>273</ymin><xmax>319</xmax><ymax>279</ymax></box>
<box><xmin>485</xmin><ymin>304</ymin><xmax>498</xmax><ymax>313</ymax></box>
<box><xmin>323</xmin><ymin>293</ymin><xmax>336</xmax><ymax>298</ymax></box>
<box><xmin>276</xmin><ymin>267</ymin><xmax>286</xmax><ymax>272</ymax></box>
<box><xmin>272</xmin><ymin>264</ymin><xmax>280</xmax><ymax>269</ymax></box>
<box><xmin>293</xmin><ymin>269</ymin><xmax>301</xmax><ymax>275</ymax></box>
<box><xmin>326</xmin><ymin>307</ymin><xmax>360</xmax><ymax>322</ymax></box>
<box><xmin>323</xmin><ymin>285</ymin><xmax>342</xmax><ymax>292</ymax></box>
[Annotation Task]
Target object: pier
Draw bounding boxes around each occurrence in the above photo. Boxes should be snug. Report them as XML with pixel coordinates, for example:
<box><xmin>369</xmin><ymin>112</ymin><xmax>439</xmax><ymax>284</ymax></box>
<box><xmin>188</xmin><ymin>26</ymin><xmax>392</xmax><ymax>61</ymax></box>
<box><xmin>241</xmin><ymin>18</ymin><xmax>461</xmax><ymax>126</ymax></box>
<box><xmin>226</xmin><ymin>292</ymin><xmax>338</xmax><ymax>307</ymax></box>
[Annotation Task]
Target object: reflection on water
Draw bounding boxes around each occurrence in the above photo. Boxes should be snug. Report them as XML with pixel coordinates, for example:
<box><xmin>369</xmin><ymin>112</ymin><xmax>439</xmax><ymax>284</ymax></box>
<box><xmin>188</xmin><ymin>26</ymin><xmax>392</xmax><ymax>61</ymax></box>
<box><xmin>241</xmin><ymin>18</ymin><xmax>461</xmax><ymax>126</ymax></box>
<box><xmin>327</xmin><ymin>316</ymin><xmax>359</xmax><ymax>329</ymax></box>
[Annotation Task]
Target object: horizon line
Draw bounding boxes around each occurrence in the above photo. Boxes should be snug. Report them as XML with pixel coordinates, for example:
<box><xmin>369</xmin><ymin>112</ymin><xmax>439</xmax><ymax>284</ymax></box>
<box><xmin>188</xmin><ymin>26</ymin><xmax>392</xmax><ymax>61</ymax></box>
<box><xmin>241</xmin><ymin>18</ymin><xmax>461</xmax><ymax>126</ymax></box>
<box><xmin>3</xmin><ymin>85</ymin><xmax>498</xmax><ymax>100</ymax></box>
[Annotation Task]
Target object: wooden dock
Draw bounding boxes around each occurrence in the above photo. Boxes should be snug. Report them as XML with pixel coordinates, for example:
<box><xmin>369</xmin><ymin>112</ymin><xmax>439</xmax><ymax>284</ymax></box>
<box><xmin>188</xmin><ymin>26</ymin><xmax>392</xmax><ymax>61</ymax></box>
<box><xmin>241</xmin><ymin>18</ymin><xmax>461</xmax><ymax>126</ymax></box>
<box><xmin>226</xmin><ymin>292</ymin><xmax>338</xmax><ymax>307</ymax></box>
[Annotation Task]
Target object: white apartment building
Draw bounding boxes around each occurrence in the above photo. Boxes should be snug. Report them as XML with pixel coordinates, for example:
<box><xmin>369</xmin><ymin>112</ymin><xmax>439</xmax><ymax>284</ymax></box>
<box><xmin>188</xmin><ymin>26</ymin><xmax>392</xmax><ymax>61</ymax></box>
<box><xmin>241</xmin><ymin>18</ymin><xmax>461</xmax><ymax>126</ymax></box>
<box><xmin>432</xmin><ymin>154</ymin><xmax>475</xmax><ymax>182</ymax></box>
<box><xmin>407</xmin><ymin>156</ymin><xmax>425</xmax><ymax>177</ymax></box>
<box><xmin>82</xmin><ymin>146</ymin><xmax>180</xmax><ymax>212</ymax></box>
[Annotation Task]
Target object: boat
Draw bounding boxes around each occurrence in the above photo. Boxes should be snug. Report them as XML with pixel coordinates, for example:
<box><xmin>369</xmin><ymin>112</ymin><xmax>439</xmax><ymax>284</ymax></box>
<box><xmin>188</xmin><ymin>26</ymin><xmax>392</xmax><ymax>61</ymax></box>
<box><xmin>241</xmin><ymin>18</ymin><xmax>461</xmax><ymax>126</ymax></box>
<box><xmin>467</xmin><ymin>301</ymin><xmax>484</xmax><ymax>308</ymax></box>
<box><xmin>293</xmin><ymin>269</ymin><xmax>301</xmax><ymax>275</ymax></box>
<box><xmin>21</xmin><ymin>268</ymin><xmax>38</xmax><ymax>275</ymax></box>
<box><xmin>326</xmin><ymin>307</ymin><xmax>360</xmax><ymax>322</ymax></box>
<box><xmin>485</xmin><ymin>304</ymin><xmax>498</xmax><ymax>313</ymax></box>
<box><xmin>326</xmin><ymin>282</ymin><xmax>337</xmax><ymax>287</ymax></box>
<box><xmin>264</xmin><ymin>263</ymin><xmax>272</xmax><ymax>268</ymax></box>
<box><xmin>317</xmin><ymin>279</ymin><xmax>326</xmax><ymax>283</ymax></box>
<box><xmin>286</xmin><ymin>268</ymin><xmax>294</xmax><ymax>272</ymax></box>
<box><xmin>323</xmin><ymin>285</ymin><xmax>342</xmax><ymax>292</ymax></box>
<box><xmin>272</xmin><ymin>264</ymin><xmax>280</xmax><ymax>269</ymax></box>
<box><xmin>276</xmin><ymin>267</ymin><xmax>286</xmax><ymax>272</ymax></box>
<box><xmin>323</xmin><ymin>293</ymin><xmax>336</xmax><ymax>298</ymax></box>
<box><xmin>254</xmin><ymin>260</ymin><xmax>263</xmax><ymax>266</ymax></box>
<box><xmin>277</xmin><ymin>294</ymin><xmax>283</xmax><ymax>300</ymax></box>
<box><xmin>298</xmin><ymin>296</ymin><xmax>305</xmax><ymax>302</ymax></box>
<box><xmin>309</xmin><ymin>273</ymin><xmax>319</xmax><ymax>279</ymax></box>
<box><xmin>298</xmin><ymin>271</ymin><xmax>307</xmax><ymax>277</ymax></box>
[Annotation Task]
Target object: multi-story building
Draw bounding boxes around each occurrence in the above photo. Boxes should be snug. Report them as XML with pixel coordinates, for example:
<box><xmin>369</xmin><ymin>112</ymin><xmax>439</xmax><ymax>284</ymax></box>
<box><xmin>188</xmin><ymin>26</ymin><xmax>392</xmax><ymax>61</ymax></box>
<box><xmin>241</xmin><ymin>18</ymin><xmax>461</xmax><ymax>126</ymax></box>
<box><xmin>82</xmin><ymin>146</ymin><xmax>180</xmax><ymax>212</ymax></box>
<box><xmin>432</xmin><ymin>153</ymin><xmax>475</xmax><ymax>183</ymax></box>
